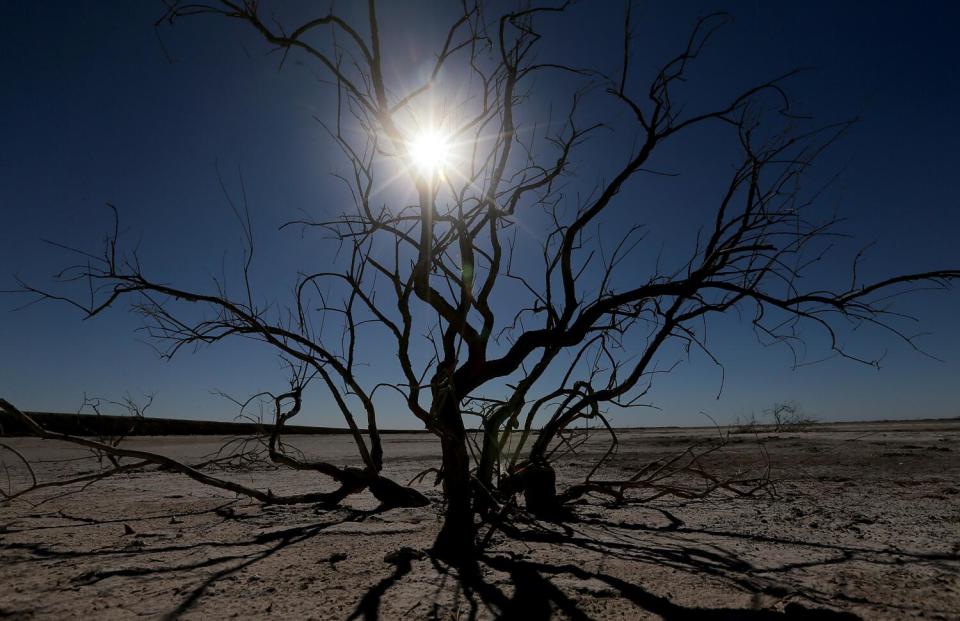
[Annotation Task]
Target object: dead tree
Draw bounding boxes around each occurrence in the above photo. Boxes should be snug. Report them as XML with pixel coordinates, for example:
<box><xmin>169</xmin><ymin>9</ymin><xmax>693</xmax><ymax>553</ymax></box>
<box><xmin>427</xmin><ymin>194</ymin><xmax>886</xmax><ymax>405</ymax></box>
<box><xmin>765</xmin><ymin>401</ymin><xmax>816</xmax><ymax>432</ymax></box>
<box><xmin>3</xmin><ymin>1</ymin><xmax>959</xmax><ymax>562</ymax></box>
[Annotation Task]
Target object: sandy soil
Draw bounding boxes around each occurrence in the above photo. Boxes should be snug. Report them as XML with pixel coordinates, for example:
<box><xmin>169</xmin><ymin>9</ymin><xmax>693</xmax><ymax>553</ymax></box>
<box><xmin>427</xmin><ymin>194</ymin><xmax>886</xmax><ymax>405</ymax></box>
<box><xmin>1</xmin><ymin>421</ymin><xmax>959</xmax><ymax>620</ymax></box>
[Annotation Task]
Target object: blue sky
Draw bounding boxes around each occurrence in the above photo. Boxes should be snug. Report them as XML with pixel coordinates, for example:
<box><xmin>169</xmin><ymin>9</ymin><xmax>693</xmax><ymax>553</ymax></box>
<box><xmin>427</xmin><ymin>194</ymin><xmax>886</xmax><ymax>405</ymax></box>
<box><xmin>1</xmin><ymin>2</ymin><xmax>958</xmax><ymax>428</ymax></box>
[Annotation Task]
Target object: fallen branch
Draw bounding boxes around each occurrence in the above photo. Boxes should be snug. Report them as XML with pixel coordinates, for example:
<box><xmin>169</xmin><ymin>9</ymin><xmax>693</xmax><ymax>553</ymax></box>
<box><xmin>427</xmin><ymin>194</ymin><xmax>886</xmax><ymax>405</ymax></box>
<box><xmin>560</xmin><ymin>434</ymin><xmax>774</xmax><ymax>505</ymax></box>
<box><xmin>0</xmin><ymin>398</ymin><xmax>427</xmax><ymax>507</ymax></box>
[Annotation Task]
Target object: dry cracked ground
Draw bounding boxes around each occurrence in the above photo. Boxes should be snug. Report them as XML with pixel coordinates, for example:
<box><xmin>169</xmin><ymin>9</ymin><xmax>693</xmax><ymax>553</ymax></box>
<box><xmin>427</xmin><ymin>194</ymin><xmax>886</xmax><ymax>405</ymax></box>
<box><xmin>1</xmin><ymin>421</ymin><xmax>958</xmax><ymax>620</ymax></box>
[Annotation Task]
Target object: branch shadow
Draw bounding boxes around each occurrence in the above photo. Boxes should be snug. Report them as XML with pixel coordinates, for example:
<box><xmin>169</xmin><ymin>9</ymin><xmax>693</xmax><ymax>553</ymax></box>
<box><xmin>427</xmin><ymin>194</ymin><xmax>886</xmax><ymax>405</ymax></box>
<box><xmin>0</xmin><ymin>502</ymin><xmax>390</xmax><ymax>619</ymax></box>
<box><xmin>350</xmin><ymin>508</ymin><xmax>958</xmax><ymax>620</ymax></box>
<box><xmin>5</xmin><ymin>499</ymin><xmax>956</xmax><ymax>620</ymax></box>
<box><xmin>0</xmin><ymin>499</ymin><xmax>244</xmax><ymax>536</ymax></box>
<box><xmin>347</xmin><ymin>548</ymin><xmax>420</xmax><ymax>620</ymax></box>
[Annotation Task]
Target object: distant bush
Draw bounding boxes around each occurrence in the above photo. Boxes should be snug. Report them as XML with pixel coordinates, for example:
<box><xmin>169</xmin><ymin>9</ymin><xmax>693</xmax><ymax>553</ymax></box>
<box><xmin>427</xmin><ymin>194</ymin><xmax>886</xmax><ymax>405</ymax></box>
<box><xmin>732</xmin><ymin>401</ymin><xmax>818</xmax><ymax>433</ymax></box>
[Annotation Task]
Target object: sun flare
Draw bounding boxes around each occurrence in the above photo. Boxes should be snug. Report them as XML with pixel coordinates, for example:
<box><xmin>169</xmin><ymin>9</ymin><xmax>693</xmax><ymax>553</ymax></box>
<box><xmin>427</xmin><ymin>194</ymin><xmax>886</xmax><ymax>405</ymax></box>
<box><xmin>408</xmin><ymin>129</ymin><xmax>451</xmax><ymax>177</ymax></box>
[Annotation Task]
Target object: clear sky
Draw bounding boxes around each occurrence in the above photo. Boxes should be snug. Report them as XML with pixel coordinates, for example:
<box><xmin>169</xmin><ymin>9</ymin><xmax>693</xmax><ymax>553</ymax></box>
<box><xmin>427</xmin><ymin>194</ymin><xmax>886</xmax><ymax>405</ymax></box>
<box><xmin>2</xmin><ymin>1</ymin><xmax>958</xmax><ymax>428</ymax></box>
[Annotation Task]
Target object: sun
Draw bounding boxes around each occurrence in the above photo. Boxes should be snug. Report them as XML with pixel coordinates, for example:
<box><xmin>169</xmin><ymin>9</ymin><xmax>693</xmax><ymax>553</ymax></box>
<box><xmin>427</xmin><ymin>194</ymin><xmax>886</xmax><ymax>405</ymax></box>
<box><xmin>408</xmin><ymin>129</ymin><xmax>451</xmax><ymax>178</ymax></box>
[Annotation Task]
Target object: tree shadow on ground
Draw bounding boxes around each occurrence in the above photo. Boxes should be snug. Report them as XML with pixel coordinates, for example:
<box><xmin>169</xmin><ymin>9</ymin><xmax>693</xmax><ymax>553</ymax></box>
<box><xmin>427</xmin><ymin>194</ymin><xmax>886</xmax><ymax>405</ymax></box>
<box><xmin>351</xmin><ymin>508</ymin><xmax>959</xmax><ymax>621</ymax></box>
<box><xmin>0</xmin><ymin>501</ymin><xmax>389</xmax><ymax>620</ymax></box>
<box><xmin>4</xmin><ymin>501</ymin><xmax>957</xmax><ymax>620</ymax></box>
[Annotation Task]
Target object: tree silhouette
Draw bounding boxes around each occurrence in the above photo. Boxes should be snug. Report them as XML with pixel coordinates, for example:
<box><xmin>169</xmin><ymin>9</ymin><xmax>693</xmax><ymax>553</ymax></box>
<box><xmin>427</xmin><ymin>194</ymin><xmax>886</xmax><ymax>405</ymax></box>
<box><xmin>4</xmin><ymin>1</ymin><xmax>958</xmax><ymax>563</ymax></box>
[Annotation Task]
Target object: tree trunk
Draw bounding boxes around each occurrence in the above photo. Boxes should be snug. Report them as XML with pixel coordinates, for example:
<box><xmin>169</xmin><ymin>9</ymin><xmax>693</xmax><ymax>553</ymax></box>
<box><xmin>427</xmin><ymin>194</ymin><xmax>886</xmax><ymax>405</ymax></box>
<box><xmin>431</xmin><ymin>400</ymin><xmax>476</xmax><ymax>564</ymax></box>
<box><xmin>475</xmin><ymin>418</ymin><xmax>501</xmax><ymax>491</ymax></box>
<box><xmin>528</xmin><ymin>416</ymin><xmax>563</xmax><ymax>463</ymax></box>
<box><xmin>499</xmin><ymin>458</ymin><xmax>567</xmax><ymax>520</ymax></box>
<box><xmin>474</xmin><ymin>412</ymin><xmax>510</xmax><ymax>515</ymax></box>
<box><xmin>475</xmin><ymin>402</ymin><xmax>517</xmax><ymax>494</ymax></box>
